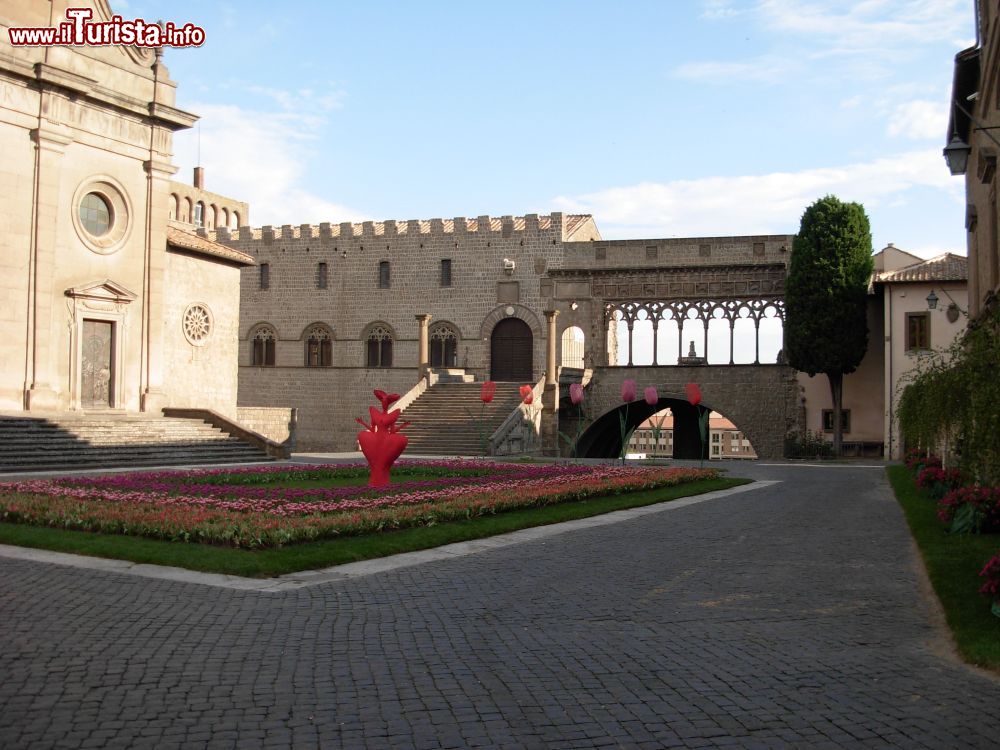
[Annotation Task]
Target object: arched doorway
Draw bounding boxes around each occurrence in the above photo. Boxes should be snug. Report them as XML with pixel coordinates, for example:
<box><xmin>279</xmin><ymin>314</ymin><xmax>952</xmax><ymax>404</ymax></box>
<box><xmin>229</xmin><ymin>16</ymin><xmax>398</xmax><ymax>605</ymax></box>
<box><xmin>491</xmin><ymin>318</ymin><xmax>533</xmax><ymax>381</ymax></box>
<box><xmin>560</xmin><ymin>326</ymin><xmax>585</xmax><ymax>368</ymax></box>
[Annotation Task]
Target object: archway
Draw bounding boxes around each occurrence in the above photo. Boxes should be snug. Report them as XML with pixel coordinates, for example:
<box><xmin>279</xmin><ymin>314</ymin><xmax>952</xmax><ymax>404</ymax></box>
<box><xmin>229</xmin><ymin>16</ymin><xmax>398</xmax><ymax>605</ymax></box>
<box><xmin>491</xmin><ymin>318</ymin><xmax>533</xmax><ymax>381</ymax></box>
<box><xmin>560</xmin><ymin>326</ymin><xmax>585</xmax><ymax>368</ymax></box>
<box><xmin>575</xmin><ymin>397</ymin><xmax>711</xmax><ymax>460</ymax></box>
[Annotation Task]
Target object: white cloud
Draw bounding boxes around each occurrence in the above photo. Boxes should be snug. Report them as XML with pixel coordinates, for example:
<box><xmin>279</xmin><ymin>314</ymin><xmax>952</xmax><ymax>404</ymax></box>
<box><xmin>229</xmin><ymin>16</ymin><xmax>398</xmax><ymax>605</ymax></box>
<box><xmin>244</xmin><ymin>84</ymin><xmax>346</xmax><ymax>112</ymax></box>
<box><xmin>700</xmin><ymin>0</ymin><xmax>746</xmax><ymax>20</ymax></box>
<box><xmin>756</xmin><ymin>0</ymin><xmax>970</xmax><ymax>52</ymax></box>
<box><xmin>172</xmin><ymin>103</ymin><xmax>366</xmax><ymax>226</ymax></box>
<box><xmin>886</xmin><ymin>99</ymin><xmax>947</xmax><ymax>140</ymax></box>
<box><xmin>550</xmin><ymin>149</ymin><xmax>960</xmax><ymax>238</ymax></box>
<box><xmin>672</xmin><ymin>55</ymin><xmax>792</xmax><ymax>84</ymax></box>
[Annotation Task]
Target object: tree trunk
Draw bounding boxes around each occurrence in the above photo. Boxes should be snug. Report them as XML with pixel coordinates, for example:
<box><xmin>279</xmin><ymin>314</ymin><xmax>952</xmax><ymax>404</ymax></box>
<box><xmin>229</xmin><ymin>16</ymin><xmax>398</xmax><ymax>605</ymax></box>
<box><xmin>827</xmin><ymin>371</ymin><xmax>843</xmax><ymax>457</ymax></box>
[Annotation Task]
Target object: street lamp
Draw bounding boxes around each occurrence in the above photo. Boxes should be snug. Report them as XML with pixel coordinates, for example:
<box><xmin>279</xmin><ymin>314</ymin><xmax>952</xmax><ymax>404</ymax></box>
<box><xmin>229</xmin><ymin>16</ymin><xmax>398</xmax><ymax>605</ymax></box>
<box><xmin>943</xmin><ymin>135</ymin><xmax>972</xmax><ymax>175</ymax></box>
<box><xmin>926</xmin><ymin>289</ymin><xmax>939</xmax><ymax>310</ymax></box>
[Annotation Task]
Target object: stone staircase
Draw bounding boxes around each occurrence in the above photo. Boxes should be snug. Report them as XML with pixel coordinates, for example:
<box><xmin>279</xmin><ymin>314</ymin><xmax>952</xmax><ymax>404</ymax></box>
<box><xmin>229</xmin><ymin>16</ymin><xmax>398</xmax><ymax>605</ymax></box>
<box><xmin>0</xmin><ymin>413</ymin><xmax>274</xmax><ymax>473</ymax></box>
<box><xmin>400</xmin><ymin>382</ymin><xmax>525</xmax><ymax>455</ymax></box>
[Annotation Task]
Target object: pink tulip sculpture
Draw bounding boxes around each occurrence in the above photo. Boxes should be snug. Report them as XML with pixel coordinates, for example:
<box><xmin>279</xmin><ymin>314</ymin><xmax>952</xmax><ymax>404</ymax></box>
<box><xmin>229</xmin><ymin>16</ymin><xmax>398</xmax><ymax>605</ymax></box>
<box><xmin>355</xmin><ymin>389</ymin><xmax>410</xmax><ymax>487</ymax></box>
<box><xmin>619</xmin><ymin>379</ymin><xmax>637</xmax><ymax>465</ymax></box>
<box><xmin>558</xmin><ymin>382</ymin><xmax>587</xmax><ymax>460</ymax></box>
<box><xmin>686</xmin><ymin>382</ymin><xmax>710</xmax><ymax>466</ymax></box>
<box><xmin>644</xmin><ymin>386</ymin><xmax>668</xmax><ymax>460</ymax></box>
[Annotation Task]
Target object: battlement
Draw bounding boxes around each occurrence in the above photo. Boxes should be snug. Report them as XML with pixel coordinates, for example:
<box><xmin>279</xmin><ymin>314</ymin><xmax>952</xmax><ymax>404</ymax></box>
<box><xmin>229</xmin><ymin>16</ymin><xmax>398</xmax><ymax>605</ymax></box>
<box><xmin>215</xmin><ymin>212</ymin><xmax>598</xmax><ymax>243</ymax></box>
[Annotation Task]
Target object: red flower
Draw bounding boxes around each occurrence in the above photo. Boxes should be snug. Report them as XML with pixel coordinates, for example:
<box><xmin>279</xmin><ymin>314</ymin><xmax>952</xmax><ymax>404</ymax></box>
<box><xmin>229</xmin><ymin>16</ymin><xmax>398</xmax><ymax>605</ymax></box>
<box><xmin>644</xmin><ymin>386</ymin><xmax>658</xmax><ymax>406</ymax></box>
<box><xmin>569</xmin><ymin>383</ymin><xmax>584</xmax><ymax>406</ymax></box>
<box><xmin>685</xmin><ymin>382</ymin><xmax>702</xmax><ymax>406</ymax></box>
<box><xmin>520</xmin><ymin>384</ymin><xmax>534</xmax><ymax>405</ymax></box>
<box><xmin>621</xmin><ymin>379</ymin><xmax>637</xmax><ymax>402</ymax></box>
<box><xmin>480</xmin><ymin>381</ymin><xmax>497</xmax><ymax>403</ymax></box>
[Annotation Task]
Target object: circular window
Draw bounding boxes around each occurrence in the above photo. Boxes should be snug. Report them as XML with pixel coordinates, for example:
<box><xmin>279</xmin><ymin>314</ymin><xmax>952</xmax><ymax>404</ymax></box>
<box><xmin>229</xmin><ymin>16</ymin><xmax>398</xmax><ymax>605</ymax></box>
<box><xmin>183</xmin><ymin>304</ymin><xmax>213</xmax><ymax>346</ymax></box>
<box><xmin>72</xmin><ymin>177</ymin><xmax>132</xmax><ymax>255</ymax></box>
<box><xmin>79</xmin><ymin>193</ymin><xmax>112</xmax><ymax>236</ymax></box>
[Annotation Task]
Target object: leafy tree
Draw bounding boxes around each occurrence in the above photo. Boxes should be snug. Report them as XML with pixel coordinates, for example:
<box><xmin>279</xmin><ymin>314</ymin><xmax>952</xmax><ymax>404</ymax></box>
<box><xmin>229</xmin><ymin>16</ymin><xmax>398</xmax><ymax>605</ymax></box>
<box><xmin>785</xmin><ymin>195</ymin><xmax>874</xmax><ymax>456</ymax></box>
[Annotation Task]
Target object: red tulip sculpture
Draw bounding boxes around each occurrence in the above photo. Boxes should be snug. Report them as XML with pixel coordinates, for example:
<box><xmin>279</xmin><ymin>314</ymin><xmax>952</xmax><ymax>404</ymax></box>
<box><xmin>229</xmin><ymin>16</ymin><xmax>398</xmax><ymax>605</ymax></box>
<box><xmin>356</xmin><ymin>389</ymin><xmax>410</xmax><ymax>487</ymax></box>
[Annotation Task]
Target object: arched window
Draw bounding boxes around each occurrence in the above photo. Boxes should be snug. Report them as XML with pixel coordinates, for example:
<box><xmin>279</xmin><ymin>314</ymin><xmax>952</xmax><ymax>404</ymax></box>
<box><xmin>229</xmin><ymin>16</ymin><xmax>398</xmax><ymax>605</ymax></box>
<box><xmin>251</xmin><ymin>326</ymin><xmax>276</xmax><ymax>366</ymax></box>
<box><xmin>366</xmin><ymin>324</ymin><xmax>393</xmax><ymax>368</ymax></box>
<box><xmin>231</xmin><ymin>211</ymin><xmax>240</xmax><ymax>229</ymax></box>
<box><xmin>429</xmin><ymin>323</ymin><xmax>458</xmax><ymax>368</ymax></box>
<box><xmin>183</xmin><ymin>197</ymin><xmax>192</xmax><ymax>223</ymax></box>
<box><xmin>207</xmin><ymin>204</ymin><xmax>217</xmax><ymax>230</ymax></box>
<box><xmin>305</xmin><ymin>324</ymin><xmax>332</xmax><ymax>367</ymax></box>
<box><xmin>169</xmin><ymin>194</ymin><xmax>179</xmax><ymax>221</ymax></box>
<box><xmin>219</xmin><ymin>207</ymin><xmax>229</xmax><ymax>229</ymax></box>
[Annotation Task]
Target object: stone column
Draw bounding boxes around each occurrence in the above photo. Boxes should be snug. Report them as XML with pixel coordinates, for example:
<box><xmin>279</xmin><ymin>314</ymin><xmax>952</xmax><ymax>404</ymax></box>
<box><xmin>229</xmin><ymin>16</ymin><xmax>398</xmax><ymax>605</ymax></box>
<box><xmin>416</xmin><ymin>314</ymin><xmax>431</xmax><ymax>381</ymax></box>
<box><xmin>542</xmin><ymin>309</ymin><xmax>560</xmax><ymax>455</ymax></box>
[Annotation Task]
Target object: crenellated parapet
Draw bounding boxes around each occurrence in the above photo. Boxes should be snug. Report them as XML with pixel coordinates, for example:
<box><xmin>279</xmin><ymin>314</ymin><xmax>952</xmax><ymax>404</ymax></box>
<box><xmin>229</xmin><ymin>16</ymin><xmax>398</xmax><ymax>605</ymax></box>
<box><xmin>213</xmin><ymin>212</ymin><xmax>601</xmax><ymax>243</ymax></box>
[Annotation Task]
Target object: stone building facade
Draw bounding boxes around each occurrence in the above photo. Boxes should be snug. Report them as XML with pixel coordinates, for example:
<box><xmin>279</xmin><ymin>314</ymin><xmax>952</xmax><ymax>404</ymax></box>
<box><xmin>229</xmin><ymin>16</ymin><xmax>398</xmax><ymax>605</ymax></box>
<box><xmin>220</xmin><ymin>216</ymin><xmax>795</xmax><ymax>452</ymax></box>
<box><xmin>948</xmin><ymin>0</ymin><xmax>1000</xmax><ymax>324</ymax></box>
<box><xmin>0</xmin><ymin>0</ymin><xmax>251</xmax><ymax>419</ymax></box>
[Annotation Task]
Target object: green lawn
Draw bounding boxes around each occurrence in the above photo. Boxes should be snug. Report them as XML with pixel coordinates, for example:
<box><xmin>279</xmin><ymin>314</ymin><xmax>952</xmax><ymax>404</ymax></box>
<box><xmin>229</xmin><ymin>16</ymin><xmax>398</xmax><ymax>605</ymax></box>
<box><xmin>0</xmin><ymin>475</ymin><xmax>747</xmax><ymax>578</ymax></box>
<box><xmin>887</xmin><ymin>465</ymin><xmax>1000</xmax><ymax>671</ymax></box>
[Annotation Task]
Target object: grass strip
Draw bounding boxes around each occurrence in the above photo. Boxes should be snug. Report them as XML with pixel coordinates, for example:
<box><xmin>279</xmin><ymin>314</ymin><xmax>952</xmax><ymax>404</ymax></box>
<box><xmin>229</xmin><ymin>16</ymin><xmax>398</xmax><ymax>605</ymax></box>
<box><xmin>887</xmin><ymin>465</ymin><xmax>1000</xmax><ymax>671</ymax></box>
<box><xmin>0</xmin><ymin>476</ymin><xmax>747</xmax><ymax>578</ymax></box>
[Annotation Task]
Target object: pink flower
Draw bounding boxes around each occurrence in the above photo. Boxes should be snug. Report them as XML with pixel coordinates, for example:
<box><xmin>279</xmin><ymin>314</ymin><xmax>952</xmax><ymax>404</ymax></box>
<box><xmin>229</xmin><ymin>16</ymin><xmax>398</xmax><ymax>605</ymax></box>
<box><xmin>644</xmin><ymin>386</ymin><xmax>658</xmax><ymax>406</ymax></box>
<box><xmin>520</xmin><ymin>384</ymin><xmax>534</xmax><ymax>405</ymax></box>
<box><xmin>621</xmin><ymin>379</ymin><xmax>637</xmax><ymax>402</ymax></box>
<box><xmin>569</xmin><ymin>383</ymin><xmax>584</xmax><ymax>406</ymax></box>
<box><xmin>685</xmin><ymin>382</ymin><xmax>702</xmax><ymax>406</ymax></box>
<box><xmin>480</xmin><ymin>381</ymin><xmax>497</xmax><ymax>403</ymax></box>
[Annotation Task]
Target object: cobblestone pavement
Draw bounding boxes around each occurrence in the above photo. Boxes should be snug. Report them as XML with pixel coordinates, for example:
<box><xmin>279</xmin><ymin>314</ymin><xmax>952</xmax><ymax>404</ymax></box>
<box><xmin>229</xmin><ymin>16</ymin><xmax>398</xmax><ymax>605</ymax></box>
<box><xmin>1</xmin><ymin>463</ymin><xmax>999</xmax><ymax>749</ymax></box>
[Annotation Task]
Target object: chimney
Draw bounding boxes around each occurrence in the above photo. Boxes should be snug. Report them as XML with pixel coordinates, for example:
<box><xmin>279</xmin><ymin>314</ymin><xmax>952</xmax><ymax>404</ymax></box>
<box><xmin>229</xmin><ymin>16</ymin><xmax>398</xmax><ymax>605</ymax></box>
<box><xmin>193</xmin><ymin>166</ymin><xmax>204</xmax><ymax>190</ymax></box>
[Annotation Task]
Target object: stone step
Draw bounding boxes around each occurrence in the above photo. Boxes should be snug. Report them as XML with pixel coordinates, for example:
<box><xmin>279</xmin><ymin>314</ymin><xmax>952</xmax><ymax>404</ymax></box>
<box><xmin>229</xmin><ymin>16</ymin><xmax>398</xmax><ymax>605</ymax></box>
<box><xmin>0</xmin><ymin>413</ymin><xmax>274</xmax><ymax>472</ymax></box>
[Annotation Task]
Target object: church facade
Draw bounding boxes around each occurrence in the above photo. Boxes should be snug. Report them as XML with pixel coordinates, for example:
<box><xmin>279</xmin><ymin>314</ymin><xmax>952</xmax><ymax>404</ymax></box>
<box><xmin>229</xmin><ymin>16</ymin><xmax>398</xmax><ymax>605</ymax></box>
<box><xmin>0</xmin><ymin>0</ymin><xmax>251</xmax><ymax>419</ymax></box>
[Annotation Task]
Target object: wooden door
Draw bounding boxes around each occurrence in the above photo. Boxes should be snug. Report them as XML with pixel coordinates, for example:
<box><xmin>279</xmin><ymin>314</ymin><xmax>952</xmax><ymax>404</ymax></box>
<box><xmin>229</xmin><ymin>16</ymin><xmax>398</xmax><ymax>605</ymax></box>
<box><xmin>490</xmin><ymin>318</ymin><xmax>533</xmax><ymax>381</ymax></box>
<box><xmin>82</xmin><ymin>320</ymin><xmax>113</xmax><ymax>408</ymax></box>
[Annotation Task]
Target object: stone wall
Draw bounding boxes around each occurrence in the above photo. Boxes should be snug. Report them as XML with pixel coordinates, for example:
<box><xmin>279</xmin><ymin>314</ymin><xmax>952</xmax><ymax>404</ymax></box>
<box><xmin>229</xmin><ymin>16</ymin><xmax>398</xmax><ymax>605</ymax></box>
<box><xmin>236</xmin><ymin>406</ymin><xmax>297</xmax><ymax>448</ymax></box>
<box><xmin>162</xmin><ymin>250</ymin><xmax>243</xmax><ymax>419</ymax></box>
<box><xmin>238</xmin><ymin>366</ymin><xmax>416</xmax><ymax>452</ymax></box>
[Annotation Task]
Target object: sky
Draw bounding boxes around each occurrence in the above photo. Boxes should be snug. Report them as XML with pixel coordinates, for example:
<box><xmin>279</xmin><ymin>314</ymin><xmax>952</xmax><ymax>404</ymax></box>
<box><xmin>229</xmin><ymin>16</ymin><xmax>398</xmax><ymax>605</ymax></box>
<box><xmin>126</xmin><ymin>0</ymin><xmax>975</xmax><ymax>259</ymax></box>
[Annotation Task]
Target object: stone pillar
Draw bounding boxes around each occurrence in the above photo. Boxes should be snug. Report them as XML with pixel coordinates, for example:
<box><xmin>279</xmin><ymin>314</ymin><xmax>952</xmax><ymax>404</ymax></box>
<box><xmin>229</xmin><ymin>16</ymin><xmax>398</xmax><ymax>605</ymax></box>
<box><xmin>23</xmin><ymin>120</ymin><xmax>73</xmax><ymax>411</ymax></box>
<box><xmin>545</xmin><ymin>309</ymin><xmax>559</xmax><ymax>386</ymax></box>
<box><xmin>416</xmin><ymin>314</ymin><xmax>431</xmax><ymax>381</ymax></box>
<box><xmin>542</xmin><ymin>309</ymin><xmax>560</xmax><ymax>455</ymax></box>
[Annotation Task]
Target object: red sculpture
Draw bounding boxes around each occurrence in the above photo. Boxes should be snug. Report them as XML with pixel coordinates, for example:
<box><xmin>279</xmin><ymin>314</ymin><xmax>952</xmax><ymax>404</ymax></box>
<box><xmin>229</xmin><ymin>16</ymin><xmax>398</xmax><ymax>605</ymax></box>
<box><xmin>356</xmin><ymin>389</ymin><xmax>410</xmax><ymax>487</ymax></box>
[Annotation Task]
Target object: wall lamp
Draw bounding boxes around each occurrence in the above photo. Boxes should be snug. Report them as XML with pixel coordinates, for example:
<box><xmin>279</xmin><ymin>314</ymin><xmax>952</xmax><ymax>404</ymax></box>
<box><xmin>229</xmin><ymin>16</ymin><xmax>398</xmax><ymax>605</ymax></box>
<box><xmin>927</xmin><ymin>288</ymin><xmax>966</xmax><ymax>322</ymax></box>
<box><xmin>944</xmin><ymin>95</ymin><xmax>1000</xmax><ymax>175</ymax></box>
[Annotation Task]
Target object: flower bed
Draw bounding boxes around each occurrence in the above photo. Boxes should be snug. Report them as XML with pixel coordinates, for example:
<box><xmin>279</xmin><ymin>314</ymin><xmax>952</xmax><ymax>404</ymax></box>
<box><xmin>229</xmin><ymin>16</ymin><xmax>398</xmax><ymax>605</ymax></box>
<box><xmin>980</xmin><ymin>552</ymin><xmax>1000</xmax><ymax>619</ymax></box>
<box><xmin>0</xmin><ymin>462</ymin><xmax>719</xmax><ymax>549</ymax></box>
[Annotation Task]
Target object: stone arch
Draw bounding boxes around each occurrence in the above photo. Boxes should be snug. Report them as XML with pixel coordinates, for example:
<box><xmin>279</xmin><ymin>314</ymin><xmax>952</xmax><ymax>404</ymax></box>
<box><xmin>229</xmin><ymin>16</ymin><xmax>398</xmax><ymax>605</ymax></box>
<box><xmin>362</xmin><ymin>321</ymin><xmax>395</xmax><ymax>368</ymax></box>
<box><xmin>182</xmin><ymin>197</ymin><xmax>192</xmax><ymax>223</ymax></box>
<box><xmin>560</xmin><ymin>325</ymin><xmax>585</xmax><ymax>368</ymax></box>
<box><xmin>219</xmin><ymin>207</ymin><xmax>229</xmax><ymax>229</ymax></box>
<box><xmin>480</xmin><ymin>304</ymin><xmax>543</xmax><ymax>382</ymax></box>
<box><xmin>231</xmin><ymin>210</ymin><xmax>240</xmax><ymax>229</ymax></box>
<box><xmin>249</xmin><ymin>323</ymin><xmax>276</xmax><ymax>367</ymax></box>
<box><xmin>169</xmin><ymin>193</ymin><xmax>179</xmax><ymax>221</ymax></box>
<box><xmin>302</xmin><ymin>322</ymin><xmax>334</xmax><ymax>367</ymax></box>
<box><xmin>429</xmin><ymin>320</ymin><xmax>460</xmax><ymax>368</ymax></box>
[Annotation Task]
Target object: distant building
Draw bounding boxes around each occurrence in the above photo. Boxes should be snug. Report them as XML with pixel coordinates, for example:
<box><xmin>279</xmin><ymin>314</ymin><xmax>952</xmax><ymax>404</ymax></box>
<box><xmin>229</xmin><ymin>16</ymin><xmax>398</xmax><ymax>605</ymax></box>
<box><xmin>627</xmin><ymin>410</ymin><xmax>757</xmax><ymax>460</ymax></box>
<box><xmin>797</xmin><ymin>245</ymin><xmax>968</xmax><ymax>459</ymax></box>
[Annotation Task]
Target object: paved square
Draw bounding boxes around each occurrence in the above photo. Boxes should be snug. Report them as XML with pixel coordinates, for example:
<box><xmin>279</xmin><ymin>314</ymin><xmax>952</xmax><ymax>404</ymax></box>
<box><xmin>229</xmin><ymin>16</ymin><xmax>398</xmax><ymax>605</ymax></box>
<box><xmin>1</xmin><ymin>463</ymin><xmax>998</xmax><ymax>748</ymax></box>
